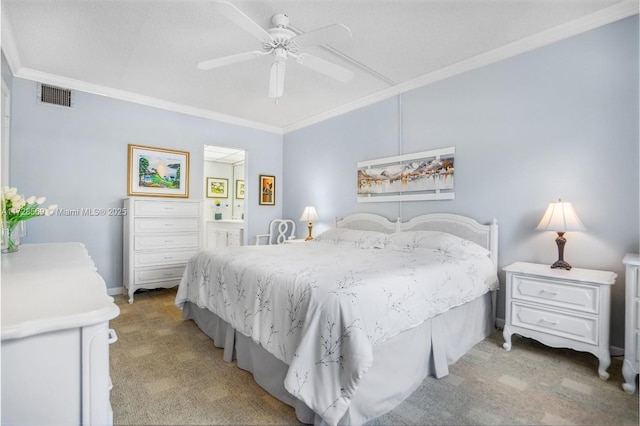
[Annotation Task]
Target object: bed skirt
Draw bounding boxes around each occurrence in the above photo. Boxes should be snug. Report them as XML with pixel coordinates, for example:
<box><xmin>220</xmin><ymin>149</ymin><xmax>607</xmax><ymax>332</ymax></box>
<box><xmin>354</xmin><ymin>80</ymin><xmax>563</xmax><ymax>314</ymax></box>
<box><xmin>181</xmin><ymin>292</ymin><xmax>492</xmax><ymax>425</ymax></box>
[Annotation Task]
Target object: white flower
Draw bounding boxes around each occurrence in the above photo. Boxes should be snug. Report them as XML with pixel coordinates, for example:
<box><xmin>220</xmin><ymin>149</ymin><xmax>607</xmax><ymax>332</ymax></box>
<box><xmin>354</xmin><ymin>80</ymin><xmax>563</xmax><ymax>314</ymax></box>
<box><xmin>9</xmin><ymin>194</ymin><xmax>22</xmax><ymax>204</ymax></box>
<box><xmin>35</xmin><ymin>197</ymin><xmax>46</xmax><ymax>205</ymax></box>
<box><xmin>5</xmin><ymin>187</ymin><xmax>17</xmax><ymax>198</ymax></box>
<box><xmin>26</xmin><ymin>196</ymin><xmax>36</xmax><ymax>204</ymax></box>
<box><xmin>45</xmin><ymin>204</ymin><xmax>58</xmax><ymax>216</ymax></box>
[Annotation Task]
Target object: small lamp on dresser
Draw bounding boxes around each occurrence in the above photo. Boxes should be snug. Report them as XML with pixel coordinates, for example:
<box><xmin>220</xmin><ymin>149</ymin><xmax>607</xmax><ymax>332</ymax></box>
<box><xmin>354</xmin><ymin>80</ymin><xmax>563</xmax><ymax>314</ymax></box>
<box><xmin>300</xmin><ymin>206</ymin><xmax>319</xmax><ymax>241</ymax></box>
<box><xmin>535</xmin><ymin>199</ymin><xmax>586</xmax><ymax>270</ymax></box>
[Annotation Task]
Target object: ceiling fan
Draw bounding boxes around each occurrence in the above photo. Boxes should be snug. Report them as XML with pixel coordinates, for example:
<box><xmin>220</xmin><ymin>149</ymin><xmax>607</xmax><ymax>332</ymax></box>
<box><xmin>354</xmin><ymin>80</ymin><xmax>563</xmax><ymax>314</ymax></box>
<box><xmin>198</xmin><ymin>1</ymin><xmax>354</xmax><ymax>100</ymax></box>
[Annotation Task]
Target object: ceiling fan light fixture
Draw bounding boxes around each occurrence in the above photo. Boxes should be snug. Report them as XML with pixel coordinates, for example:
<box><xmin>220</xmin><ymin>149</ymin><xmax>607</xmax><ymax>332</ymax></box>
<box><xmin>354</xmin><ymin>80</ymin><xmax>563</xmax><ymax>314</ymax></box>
<box><xmin>269</xmin><ymin>61</ymin><xmax>286</xmax><ymax>100</ymax></box>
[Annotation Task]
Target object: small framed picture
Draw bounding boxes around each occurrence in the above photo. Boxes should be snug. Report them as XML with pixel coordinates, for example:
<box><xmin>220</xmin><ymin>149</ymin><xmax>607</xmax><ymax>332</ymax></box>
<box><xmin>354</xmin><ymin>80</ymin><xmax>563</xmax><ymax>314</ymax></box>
<box><xmin>259</xmin><ymin>175</ymin><xmax>275</xmax><ymax>206</ymax></box>
<box><xmin>206</xmin><ymin>177</ymin><xmax>229</xmax><ymax>198</ymax></box>
<box><xmin>127</xmin><ymin>144</ymin><xmax>189</xmax><ymax>198</ymax></box>
<box><xmin>235</xmin><ymin>179</ymin><xmax>245</xmax><ymax>200</ymax></box>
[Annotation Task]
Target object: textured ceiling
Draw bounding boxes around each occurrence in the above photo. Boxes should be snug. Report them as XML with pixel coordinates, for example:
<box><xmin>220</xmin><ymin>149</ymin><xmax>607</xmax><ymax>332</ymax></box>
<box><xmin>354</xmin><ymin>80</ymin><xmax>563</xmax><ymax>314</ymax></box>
<box><xmin>2</xmin><ymin>0</ymin><xmax>637</xmax><ymax>133</ymax></box>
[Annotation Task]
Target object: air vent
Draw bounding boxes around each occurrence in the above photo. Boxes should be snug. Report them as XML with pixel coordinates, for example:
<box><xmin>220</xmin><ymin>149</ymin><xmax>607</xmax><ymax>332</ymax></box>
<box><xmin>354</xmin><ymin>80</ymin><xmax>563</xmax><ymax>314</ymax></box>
<box><xmin>38</xmin><ymin>83</ymin><xmax>72</xmax><ymax>108</ymax></box>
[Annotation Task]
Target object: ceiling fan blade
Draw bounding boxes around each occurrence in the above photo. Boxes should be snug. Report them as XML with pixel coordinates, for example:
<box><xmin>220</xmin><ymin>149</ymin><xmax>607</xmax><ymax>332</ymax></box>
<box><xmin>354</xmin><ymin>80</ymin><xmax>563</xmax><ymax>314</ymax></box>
<box><xmin>269</xmin><ymin>61</ymin><xmax>286</xmax><ymax>99</ymax></box>
<box><xmin>293</xmin><ymin>23</ymin><xmax>352</xmax><ymax>47</ymax></box>
<box><xmin>213</xmin><ymin>1</ymin><xmax>273</xmax><ymax>42</ymax></box>
<box><xmin>297</xmin><ymin>54</ymin><xmax>354</xmax><ymax>83</ymax></box>
<box><xmin>197</xmin><ymin>51</ymin><xmax>266</xmax><ymax>70</ymax></box>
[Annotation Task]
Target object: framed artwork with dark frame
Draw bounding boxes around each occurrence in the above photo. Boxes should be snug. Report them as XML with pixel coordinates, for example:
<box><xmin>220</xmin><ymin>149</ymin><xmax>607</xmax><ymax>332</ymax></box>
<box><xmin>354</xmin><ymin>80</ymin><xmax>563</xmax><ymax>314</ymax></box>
<box><xmin>127</xmin><ymin>144</ymin><xmax>189</xmax><ymax>198</ymax></box>
<box><xmin>259</xmin><ymin>174</ymin><xmax>275</xmax><ymax>206</ymax></box>
<box><xmin>235</xmin><ymin>179</ymin><xmax>245</xmax><ymax>200</ymax></box>
<box><xmin>206</xmin><ymin>177</ymin><xmax>229</xmax><ymax>198</ymax></box>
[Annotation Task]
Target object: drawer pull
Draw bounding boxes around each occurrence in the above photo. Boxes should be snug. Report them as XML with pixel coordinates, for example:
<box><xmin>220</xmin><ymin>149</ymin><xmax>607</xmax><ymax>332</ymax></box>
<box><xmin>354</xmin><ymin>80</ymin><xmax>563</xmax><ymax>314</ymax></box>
<box><xmin>164</xmin><ymin>223</ymin><xmax>174</xmax><ymax>227</ymax></box>
<box><xmin>164</xmin><ymin>256</ymin><xmax>174</xmax><ymax>260</ymax></box>
<box><xmin>540</xmin><ymin>289</ymin><xmax>560</xmax><ymax>295</ymax></box>
<box><xmin>540</xmin><ymin>318</ymin><xmax>559</xmax><ymax>325</ymax></box>
<box><xmin>164</xmin><ymin>240</ymin><xmax>175</xmax><ymax>243</ymax></box>
<box><xmin>163</xmin><ymin>271</ymin><xmax>174</xmax><ymax>276</ymax></box>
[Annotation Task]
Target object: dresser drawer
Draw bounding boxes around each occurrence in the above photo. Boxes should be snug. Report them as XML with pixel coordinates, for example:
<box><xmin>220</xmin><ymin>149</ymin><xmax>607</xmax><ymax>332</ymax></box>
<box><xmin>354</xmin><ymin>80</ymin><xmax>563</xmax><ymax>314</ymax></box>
<box><xmin>511</xmin><ymin>302</ymin><xmax>598</xmax><ymax>345</ymax></box>
<box><xmin>134</xmin><ymin>200</ymin><xmax>199</xmax><ymax>217</ymax></box>
<box><xmin>134</xmin><ymin>234</ymin><xmax>200</xmax><ymax>251</ymax></box>
<box><xmin>134</xmin><ymin>249</ymin><xmax>199</xmax><ymax>267</ymax></box>
<box><xmin>636</xmin><ymin>300</ymin><xmax>640</xmax><ymax>330</ymax></box>
<box><xmin>134</xmin><ymin>218</ymin><xmax>199</xmax><ymax>233</ymax></box>
<box><xmin>134</xmin><ymin>266</ymin><xmax>186</xmax><ymax>284</ymax></box>
<box><xmin>510</xmin><ymin>275</ymin><xmax>599</xmax><ymax>314</ymax></box>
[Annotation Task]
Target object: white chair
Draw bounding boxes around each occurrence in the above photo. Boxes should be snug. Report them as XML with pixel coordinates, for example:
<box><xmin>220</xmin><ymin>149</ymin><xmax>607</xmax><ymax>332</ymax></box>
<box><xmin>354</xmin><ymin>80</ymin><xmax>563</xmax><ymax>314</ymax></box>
<box><xmin>255</xmin><ymin>219</ymin><xmax>296</xmax><ymax>245</ymax></box>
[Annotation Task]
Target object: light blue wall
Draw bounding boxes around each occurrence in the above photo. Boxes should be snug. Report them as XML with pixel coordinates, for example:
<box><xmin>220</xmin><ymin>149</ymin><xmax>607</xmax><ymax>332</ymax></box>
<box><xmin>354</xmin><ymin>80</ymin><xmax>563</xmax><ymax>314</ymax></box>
<box><xmin>9</xmin><ymin>80</ymin><xmax>283</xmax><ymax>290</ymax></box>
<box><xmin>283</xmin><ymin>16</ymin><xmax>639</xmax><ymax>347</ymax></box>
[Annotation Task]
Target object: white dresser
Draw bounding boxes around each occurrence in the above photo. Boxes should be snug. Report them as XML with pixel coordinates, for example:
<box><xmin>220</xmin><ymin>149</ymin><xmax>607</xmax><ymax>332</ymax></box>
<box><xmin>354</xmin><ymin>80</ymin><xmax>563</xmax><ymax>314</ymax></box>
<box><xmin>206</xmin><ymin>220</ymin><xmax>244</xmax><ymax>249</ymax></box>
<box><xmin>1</xmin><ymin>243</ymin><xmax>120</xmax><ymax>425</ymax></box>
<box><xmin>503</xmin><ymin>262</ymin><xmax>616</xmax><ymax>379</ymax></box>
<box><xmin>622</xmin><ymin>253</ymin><xmax>640</xmax><ymax>393</ymax></box>
<box><xmin>123</xmin><ymin>198</ymin><xmax>202</xmax><ymax>303</ymax></box>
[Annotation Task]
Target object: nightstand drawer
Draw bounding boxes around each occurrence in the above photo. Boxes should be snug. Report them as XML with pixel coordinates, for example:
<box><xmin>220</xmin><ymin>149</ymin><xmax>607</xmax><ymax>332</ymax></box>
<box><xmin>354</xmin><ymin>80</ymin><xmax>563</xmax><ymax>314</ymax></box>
<box><xmin>511</xmin><ymin>302</ymin><xmax>598</xmax><ymax>345</ymax></box>
<box><xmin>511</xmin><ymin>275</ymin><xmax>599</xmax><ymax>314</ymax></box>
<box><xmin>134</xmin><ymin>234</ymin><xmax>200</xmax><ymax>250</ymax></box>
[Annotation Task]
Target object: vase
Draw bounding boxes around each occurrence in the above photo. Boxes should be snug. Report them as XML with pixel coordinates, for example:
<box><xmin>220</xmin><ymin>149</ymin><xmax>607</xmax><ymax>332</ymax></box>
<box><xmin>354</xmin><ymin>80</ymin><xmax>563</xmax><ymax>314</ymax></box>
<box><xmin>1</xmin><ymin>222</ymin><xmax>20</xmax><ymax>253</ymax></box>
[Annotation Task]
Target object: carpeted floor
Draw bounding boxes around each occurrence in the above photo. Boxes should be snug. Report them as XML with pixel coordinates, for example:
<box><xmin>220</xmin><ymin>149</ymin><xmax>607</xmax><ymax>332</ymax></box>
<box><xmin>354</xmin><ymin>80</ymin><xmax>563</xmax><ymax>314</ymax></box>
<box><xmin>110</xmin><ymin>288</ymin><xmax>638</xmax><ymax>425</ymax></box>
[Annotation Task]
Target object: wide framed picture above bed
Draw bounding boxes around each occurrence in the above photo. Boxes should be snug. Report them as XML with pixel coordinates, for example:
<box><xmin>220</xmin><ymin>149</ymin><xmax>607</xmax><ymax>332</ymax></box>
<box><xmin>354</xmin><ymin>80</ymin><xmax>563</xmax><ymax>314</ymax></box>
<box><xmin>357</xmin><ymin>146</ymin><xmax>455</xmax><ymax>203</ymax></box>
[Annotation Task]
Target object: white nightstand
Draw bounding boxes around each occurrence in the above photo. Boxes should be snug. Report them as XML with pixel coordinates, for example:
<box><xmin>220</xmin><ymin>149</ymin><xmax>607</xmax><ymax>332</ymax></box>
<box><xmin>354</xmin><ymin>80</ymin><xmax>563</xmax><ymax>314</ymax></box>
<box><xmin>622</xmin><ymin>253</ymin><xmax>640</xmax><ymax>393</ymax></box>
<box><xmin>502</xmin><ymin>262</ymin><xmax>616</xmax><ymax>379</ymax></box>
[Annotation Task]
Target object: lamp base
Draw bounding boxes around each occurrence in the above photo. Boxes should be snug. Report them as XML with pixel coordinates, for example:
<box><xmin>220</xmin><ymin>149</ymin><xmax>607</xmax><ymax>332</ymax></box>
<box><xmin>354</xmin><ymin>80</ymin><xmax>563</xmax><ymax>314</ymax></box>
<box><xmin>550</xmin><ymin>232</ymin><xmax>572</xmax><ymax>270</ymax></box>
<box><xmin>305</xmin><ymin>222</ymin><xmax>313</xmax><ymax>241</ymax></box>
<box><xmin>551</xmin><ymin>259</ymin><xmax>572</xmax><ymax>270</ymax></box>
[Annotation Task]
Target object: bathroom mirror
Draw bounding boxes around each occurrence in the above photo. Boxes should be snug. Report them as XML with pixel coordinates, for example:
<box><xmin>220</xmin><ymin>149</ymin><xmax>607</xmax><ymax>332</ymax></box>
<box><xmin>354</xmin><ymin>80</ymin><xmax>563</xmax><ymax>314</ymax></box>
<box><xmin>204</xmin><ymin>145</ymin><xmax>245</xmax><ymax>221</ymax></box>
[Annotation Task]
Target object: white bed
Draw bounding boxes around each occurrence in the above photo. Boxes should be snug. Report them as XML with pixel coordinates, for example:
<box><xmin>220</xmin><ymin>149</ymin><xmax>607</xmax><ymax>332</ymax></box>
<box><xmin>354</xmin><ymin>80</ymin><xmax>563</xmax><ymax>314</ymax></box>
<box><xmin>175</xmin><ymin>213</ymin><xmax>498</xmax><ymax>425</ymax></box>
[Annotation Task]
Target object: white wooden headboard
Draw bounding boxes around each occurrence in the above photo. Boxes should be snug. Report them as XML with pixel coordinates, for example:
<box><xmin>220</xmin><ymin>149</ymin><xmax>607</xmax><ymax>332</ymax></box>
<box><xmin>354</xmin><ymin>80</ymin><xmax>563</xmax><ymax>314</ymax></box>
<box><xmin>336</xmin><ymin>213</ymin><xmax>499</xmax><ymax>270</ymax></box>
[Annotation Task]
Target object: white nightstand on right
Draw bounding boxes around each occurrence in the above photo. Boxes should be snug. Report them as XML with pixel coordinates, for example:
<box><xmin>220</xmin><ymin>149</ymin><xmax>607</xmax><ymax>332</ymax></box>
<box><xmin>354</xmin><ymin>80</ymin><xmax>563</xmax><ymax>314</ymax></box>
<box><xmin>622</xmin><ymin>253</ymin><xmax>640</xmax><ymax>393</ymax></box>
<box><xmin>503</xmin><ymin>262</ymin><xmax>616</xmax><ymax>380</ymax></box>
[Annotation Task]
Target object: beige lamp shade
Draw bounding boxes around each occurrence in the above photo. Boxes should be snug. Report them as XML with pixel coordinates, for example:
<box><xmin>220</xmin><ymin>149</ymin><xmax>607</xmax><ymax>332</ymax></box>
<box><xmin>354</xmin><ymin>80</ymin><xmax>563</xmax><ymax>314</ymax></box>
<box><xmin>299</xmin><ymin>206</ymin><xmax>319</xmax><ymax>222</ymax></box>
<box><xmin>536</xmin><ymin>199</ymin><xmax>586</xmax><ymax>232</ymax></box>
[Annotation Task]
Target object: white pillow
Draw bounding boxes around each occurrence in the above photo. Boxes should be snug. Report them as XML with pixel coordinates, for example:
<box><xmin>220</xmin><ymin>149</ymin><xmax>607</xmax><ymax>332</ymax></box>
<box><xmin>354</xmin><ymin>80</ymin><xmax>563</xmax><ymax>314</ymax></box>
<box><xmin>386</xmin><ymin>230</ymin><xmax>490</xmax><ymax>257</ymax></box>
<box><xmin>314</xmin><ymin>228</ymin><xmax>388</xmax><ymax>249</ymax></box>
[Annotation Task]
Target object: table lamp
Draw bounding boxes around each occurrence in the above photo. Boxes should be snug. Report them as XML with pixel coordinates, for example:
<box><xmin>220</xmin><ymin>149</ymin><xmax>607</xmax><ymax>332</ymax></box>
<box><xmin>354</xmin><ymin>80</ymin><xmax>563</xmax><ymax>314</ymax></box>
<box><xmin>535</xmin><ymin>199</ymin><xmax>586</xmax><ymax>270</ymax></box>
<box><xmin>300</xmin><ymin>206</ymin><xmax>318</xmax><ymax>241</ymax></box>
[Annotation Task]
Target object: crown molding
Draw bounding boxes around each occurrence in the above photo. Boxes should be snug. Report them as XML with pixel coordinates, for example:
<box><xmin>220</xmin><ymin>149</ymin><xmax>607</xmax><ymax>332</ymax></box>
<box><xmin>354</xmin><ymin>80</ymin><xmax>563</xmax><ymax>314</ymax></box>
<box><xmin>282</xmin><ymin>1</ymin><xmax>639</xmax><ymax>133</ymax></box>
<box><xmin>13</xmin><ymin>68</ymin><xmax>283</xmax><ymax>134</ymax></box>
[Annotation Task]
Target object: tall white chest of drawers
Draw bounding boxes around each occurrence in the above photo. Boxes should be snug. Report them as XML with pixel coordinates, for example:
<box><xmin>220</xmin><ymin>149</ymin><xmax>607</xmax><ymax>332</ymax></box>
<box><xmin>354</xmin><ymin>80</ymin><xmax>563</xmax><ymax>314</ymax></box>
<box><xmin>622</xmin><ymin>253</ymin><xmax>640</xmax><ymax>393</ymax></box>
<box><xmin>123</xmin><ymin>198</ymin><xmax>202</xmax><ymax>303</ymax></box>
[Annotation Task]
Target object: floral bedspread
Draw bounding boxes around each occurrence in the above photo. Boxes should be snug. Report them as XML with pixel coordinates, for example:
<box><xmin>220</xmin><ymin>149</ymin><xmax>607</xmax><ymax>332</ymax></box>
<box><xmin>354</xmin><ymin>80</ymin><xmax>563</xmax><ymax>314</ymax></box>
<box><xmin>175</xmin><ymin>239</ymin><xmax>497</xmax><ymax>425</ymax></box>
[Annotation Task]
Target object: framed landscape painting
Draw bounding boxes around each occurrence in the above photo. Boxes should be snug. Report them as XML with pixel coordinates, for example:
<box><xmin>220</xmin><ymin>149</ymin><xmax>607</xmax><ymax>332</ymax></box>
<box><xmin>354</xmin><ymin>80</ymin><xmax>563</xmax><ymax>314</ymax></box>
<box><xmin>259</xmin><ymin>175</ymin><xmax>275</xmax><ymax>206</ymax></box>
<box><xmin>206</xmin><ymin>177</ymin><xmax>229</xmax><ymax>198</ymax></box>
<box><xmin>128</xmin><ymin>144</ymin><xmax>189</xmax><ymax>198</ymax></box>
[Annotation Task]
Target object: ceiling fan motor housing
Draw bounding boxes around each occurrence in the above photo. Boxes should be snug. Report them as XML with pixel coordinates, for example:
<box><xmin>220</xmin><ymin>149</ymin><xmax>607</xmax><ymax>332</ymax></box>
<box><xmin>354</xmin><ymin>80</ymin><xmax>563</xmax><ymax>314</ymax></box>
<box><xmin>264</xmin><ymin>23</ymin><xmax>298</xmax><ymax>54</ymax></box>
